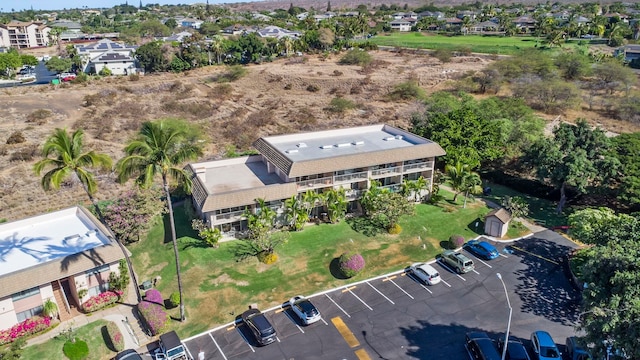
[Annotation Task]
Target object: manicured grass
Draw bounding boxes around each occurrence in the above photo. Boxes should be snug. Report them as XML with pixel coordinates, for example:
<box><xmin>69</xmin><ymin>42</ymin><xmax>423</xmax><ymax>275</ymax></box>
<box><xmin>129</xmin><ymin>192</ymin><xmax>503</xmax><ymax>338</ymax></box>
<box><xmin>21</xmin><ymin>320</ymin><xmax>113</xmax><ymax>360</ymax></box>
<box><xmin>367</xmin><ymin>33</ymin><xmax>582</xmax><ymax>55</ymax></box>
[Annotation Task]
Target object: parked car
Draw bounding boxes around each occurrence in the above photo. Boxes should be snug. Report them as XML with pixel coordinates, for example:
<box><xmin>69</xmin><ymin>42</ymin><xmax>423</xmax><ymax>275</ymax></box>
<box><xmin>407</xmin><ymin>262</ymin><xmax>441</xmax><ymax>285</ymax></box>
<box><xmin>289</xmin><ymin>295</ymin><xmax>322</xmax><ymax>325</ymax></box>
<box><xmin>530</xmin><ymin>331</ymin><xmax>560</xmax><ymax>360</ymax></box>
<box><xmin>59</xmin><ymin>72</ymin><xmax>76</xmax><ymax>82</ymax></box>
<box><xmin>464</xmin><ymin>240</ymin><xmax>499</xmax><ymax>260</ymax></box>
<box><xmin>114</xmin><ymin>349</ymin><xmax>143</xmax><ymax>360</ymax></box>
<box><xmin>157</xmin><ymin>331</ymin><xmax>190</xmax><ymax>360</ymax></box>
<box><xmin>465</xmin><ymin>332</ymin><xmax>501</xmax><ymax>360</ymax></box>
<box><xmin>565</xmin><ymin>337</ymin><xmax>592</xmax><ymax>360</ymax></box>
<box><xmin>497</xmin><ymin>336</ymin><xmax>531</xmax><ymax>360</ymax></box>
<box><xmin>241</xmin><ymin>308</ymin><xmax>277</xmax><ymax>346</ymax></box>
<box><xmin>441</xmin><ymin>250</ymin><xmax>475</xmax><ymax>274</ymax></box>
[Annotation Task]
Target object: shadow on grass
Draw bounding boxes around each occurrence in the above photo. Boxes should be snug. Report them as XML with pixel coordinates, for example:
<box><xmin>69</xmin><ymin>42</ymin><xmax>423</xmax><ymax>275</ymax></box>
<box><xmin>100</xmin><ymin>325</ymin><xmax>117</xmax><ymax>352</ymax></box>
<box><xmin>329</xmin><ymin>258</ymin><xmax>350</xmax><ymax>280</ymax></box>
<box><xmin>161</xmin><ymin>204</ymin><xmax>199</xmax><ymax>244</ymax></box>
<box><xmin>345</xmin><ymin>217</ymin><xmax>384</xmax><ymax>237</ymax></box>
<box><xmin>466</xmin><ymin>218</ymin><xmax>485</xmax><ymax>235</ymax></box>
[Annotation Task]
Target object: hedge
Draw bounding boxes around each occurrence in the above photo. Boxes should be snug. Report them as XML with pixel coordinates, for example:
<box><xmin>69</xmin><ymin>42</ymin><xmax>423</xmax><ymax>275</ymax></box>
<box><xmin>144</xmin><ymin>289</ymin><xmax>163</xmax><ymax>305</ymax></box>
<box><xmin>137</xmin><ymin>301</ymin><xmax>168</xmax><ymax>336</ymax></box>
<box><xmin>339</xmin><ymin>252</ymin><xmax>365</xmax><ymax>278</ymax></box>
<box><xmin>82</xmin><ymin>291</ymin><xmax>121</xmax><ymax>313</ymax></box>
<box><xmin>0</xmin><ymin>316</ymin><xmax>51</xmax><ymax>345</ymax></box>
<box><xmin>106</xmin><ymin>321</ymin><xmax>124</xmax><ymax>352</ymax></box>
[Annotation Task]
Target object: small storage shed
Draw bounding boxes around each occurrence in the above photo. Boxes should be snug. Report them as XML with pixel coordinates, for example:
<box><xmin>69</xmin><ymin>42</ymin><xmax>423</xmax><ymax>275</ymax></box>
<box><xmin>484</xmin><ymin>208</ymin><xmax>512</xmax><ymax>238</ymax></box>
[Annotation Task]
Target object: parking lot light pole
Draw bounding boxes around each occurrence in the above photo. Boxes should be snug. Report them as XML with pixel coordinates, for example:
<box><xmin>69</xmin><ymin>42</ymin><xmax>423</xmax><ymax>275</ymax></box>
<box><xmin>497</xmin><ymin>273</ymin><xmax>512</xmax><ymax>360</ymax></box>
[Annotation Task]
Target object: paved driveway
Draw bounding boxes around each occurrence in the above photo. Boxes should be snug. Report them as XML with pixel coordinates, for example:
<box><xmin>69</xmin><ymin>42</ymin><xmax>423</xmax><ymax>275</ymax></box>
<box><xmin>180</xmin><ymin>230</ymin><xmax>581</xmax><ymax>360</ymax></box>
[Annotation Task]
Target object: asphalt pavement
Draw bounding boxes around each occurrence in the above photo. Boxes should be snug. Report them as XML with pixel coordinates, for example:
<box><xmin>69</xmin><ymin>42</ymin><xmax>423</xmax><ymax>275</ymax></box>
<box><xmin>178</xmin><ymin>230</ymin><xmax>582</xmax><ymax>360</ymax></box>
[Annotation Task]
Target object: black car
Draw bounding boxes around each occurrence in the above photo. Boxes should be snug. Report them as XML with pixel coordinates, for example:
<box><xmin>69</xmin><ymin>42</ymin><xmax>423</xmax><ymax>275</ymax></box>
<box><xmin>241</xmin><ymin>308</ymin><xmax>277</xmax><ymax>346</ymax></box>
<box><xmin>497</xmin><ymin>336</ymin><xmax>531</xmax><ymax>360</ymax></box>
<box><xmin>113</xmin><ymin>349</ymin><xmax>143</xmax><ymax>360</ymax></box>
<box><xmin>465</xmin><ymin>332</ymin><xmax>501</xmax><ymax>360</ymax></box>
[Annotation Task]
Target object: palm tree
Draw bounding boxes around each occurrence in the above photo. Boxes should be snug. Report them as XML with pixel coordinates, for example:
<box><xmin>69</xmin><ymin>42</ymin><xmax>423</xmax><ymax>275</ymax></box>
<box><xmin>34</xmin><ymin>129</ymin><xmax>142</xmax><ymax>301</ymax></box>
<box><xmin>325</xmin><ymin>188</ymin><xmax>348</xmax><ymax>223</ymax></box>
<box><xmin>461</xmin><ymin>173</ymin><xmax>483</xmax><ymax>208</ymax></box>
<box><xmin>444</xmin><ymin>161</ymin><xmax>480</xmax><ymax>203</ymax></box>
<box><xmin>116</xmin><ymin>120</ymin><xmax>203</xmax><ymax>322</ymax></box>
<box><xmin>413</xmin><ymin>176</ymin><xmax>429</xmax><ymax>203</ymax></box>
<box><xmin>284</xmin><ymin>195</ymin><xmax>308</xmax><ymax>230</ymax></box>
<box><xmin>209</xmin><ymin>35</ymin><xmax>226</xmax><ymax>64</ymax></box>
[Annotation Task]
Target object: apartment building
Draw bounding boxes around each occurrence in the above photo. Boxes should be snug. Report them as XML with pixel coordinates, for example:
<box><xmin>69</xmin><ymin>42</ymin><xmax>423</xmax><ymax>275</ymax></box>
<box><xmin>188</xmin><ymin>124</ymin><xmax>445</xmax><ymax>238</ymax></box>
<box><xmin>0</xmin><ymin>207</ymin><xmax>125</xmax><ymax>330</ymax></box>
<box><xmin>0</xmin><ymin>21</ymin><xmax>50</xmax><ymax>49</ymax></box>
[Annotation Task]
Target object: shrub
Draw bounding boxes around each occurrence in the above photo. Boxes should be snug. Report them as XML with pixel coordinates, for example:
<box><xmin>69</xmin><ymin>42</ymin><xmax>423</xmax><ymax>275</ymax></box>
<box><xmin>431</xmin><ymin>48</ymin><xmax>452</xmax><ymax>63</ymax></box>
<box><xmin>26</xmin><ymin>109</ymin><xmax>52</xmax><ymax>124</ymax></box>
<box><xmin>137</xmin><ymin>301</ymin><xmax>169</xmax><ymax>336</ymax></box>
<box><xmin>209</xmin><ymin>83</ymin><xmax>233</xmax><ymax>100</ymax></box>
<box><xmin>98</xmin><ymin>67</ymin><xmax>112</xmax><ymax>76</ymax></box>
<box><xmin>339</xmin><ymin>252</ymin><xmax>365</xmax><ymax>278</ymax></box>
<box><xmin>169</xmin><ymin>292</ymin><xmax>180</xmax><ymax>308</ymax></box>
<box><xmin>72</xmin><ymin>72</ymin><xmax>89</xmax><ymax>83</ymax></box>
<box><xmin>326</xmin><ymin>97</ymin><xmax>356</xmax><ymax>113</ymax></box>
<box><xmin>387</xmin><ymin>81</ymin><xmax>425</xmax><ymax>101</ymax></box>
<box><xmin>306</xmin><ymin>84</ymin><xmax>320</xmax><ymax>92</ymax></box>
<box><xmin>338</xmin><ymin>49</ymin><xmax>373</xmax><ymax>66</ymax></box>
<box><xmin>216</xmin><ymin>65</ymin><xmax>247</xmax><ymax>83</ymax></box>
<box><xmin>9</xmin><ymin>144</ymin><xmax>38</xmax><ymax>162</ymax></box>
<box><xmin>0</xmin><ymin>317</ymin><xmax>51</xmax><ymax>345</ymax></box>
<box><xmin>82</xmin><ymin>291</ymin><xmax>121</xmax><ymax>313</ymax></box>
<box><xmin>144</xmin><ymin>289</ymin><xmax>163</xmax><ymax>305</ymax></box>
<box><xmin>257</xmin><ymin>251</ymin><xmax>278</xmax><ymax>264</ymax></box>
<box><xmin>128</xmin><ymin>73</ymin><xmax>140</xmax><ymax>81</ymax></box>
<box><xmin>105</xmin><ymin>321</ymin><xmax>124</xmax><ymax>352</ymax></box>
<box><xmin>449</xmin><ymin>234</ymin><xmax>465</xmax><ymax>249</ymax></box>
<box><xmin>388</xmin><ymin>223</ymin><xmax>402</xmax><ymax>235</ymax></box>
<box><xmin>332</xmin><ymin>70</ymin><xmax>343</xmax><ymax>76</ymax></box>
<box><xmin>63</xmin><ymin>339</ymin><xmax>89</xmax><ymax>360</ymax></box>
<box><xmin>6</xmin><ymin>131</ymin><xmax>26</xmax><ymax>144</ymax></box>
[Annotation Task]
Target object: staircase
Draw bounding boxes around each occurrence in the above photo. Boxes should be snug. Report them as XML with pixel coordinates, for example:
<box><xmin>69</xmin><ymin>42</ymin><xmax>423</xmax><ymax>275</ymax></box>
<box><xmin>51</xmin><ymin>281</ymin><xmax>73</xmax><ymax>322</ymax></box>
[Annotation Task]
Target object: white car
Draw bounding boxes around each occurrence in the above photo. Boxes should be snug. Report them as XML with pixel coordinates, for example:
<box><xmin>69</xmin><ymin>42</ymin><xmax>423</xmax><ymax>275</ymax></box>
<box><xmin>408</xmin><ymin>262</ymin><xmax>441</xmax><ymax>285</ymax></box>
<box><xmin>289</xmin><ymin>295</ymin><xmax>321</xmax><ymax>325</ymax></box>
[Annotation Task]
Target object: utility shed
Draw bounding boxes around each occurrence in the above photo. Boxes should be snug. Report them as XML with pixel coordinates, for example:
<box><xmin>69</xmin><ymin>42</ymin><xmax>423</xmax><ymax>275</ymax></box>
<box><xmin>484</xmin><ymin>208</ymin><xmax>512</xmax><ymax>238</ymax></box>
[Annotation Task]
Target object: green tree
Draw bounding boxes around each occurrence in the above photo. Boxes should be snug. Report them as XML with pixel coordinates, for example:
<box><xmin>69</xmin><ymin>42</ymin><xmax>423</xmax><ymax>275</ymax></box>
<box><xmin>568</xmin><ymin>207</ymin><xmax>639</xmax><ymax>245</ymax></box>
<box><xmin>19</xmin><ymin>54</ymin><xmax>38</xmax><ymax>66</ymax></box>
<box><xmin>325</xmin><ymin>188</ymin><xmax>348</xmax><ymax>223</ymax></box>
<box><xmin>444</xmin><ymin>161</ymin><xmax>481</xmax><ymax>204</ymax></box>
<box><xmin>501</xmin><ymin>196</ymin><xmax>529</xmax><ymax>218</ymax></box>
<box><xmin>116</xmin><ymin>120</ymin><xmax>204</xmax><ymax>321</ymax></box>
<box><xmin>523</xmin><ymin>119</ymin><xmax>620</xmax><ymax>213</ymax></box>
<box><xmin>284</xmin><ymin>195</ymin><xmax>308</xmax><ymax>231</ymax></box>
<box><xmin>594</xmin><ymin>59</ymin><xmax>636</xmax><ymax>94</ymax></box>
<box><xmin>164</xmin><ymin>18</ymin><xmax>177</xmax><ymax>29</ymax></box>
<box><xmin>512</xmin><ymin>78</ymin><xmax>581</xmax><ymax>114</ymax></box>
<box><xmin>0</xmin><ymin>50</ymin><xmax>22</xmax><ymax>76</ymax></box>
<box><xmin>555</xmin><ymin>52</ymin><xmax>592</xmax><ymax>80</ymax></box>
<box><xmin>208</xmin><ymin>35</ymin><xmax>227</xmax><ymax>65</ymax></box>
<box><xmin>135</xmin><ymin>40</ymin><xmax>168</xmax><ymax>72</ymax></box>
<box><xmin>361</xmin><ymin>181</ymin><xmax>414</xmax><ymax>231</ymax></box>
<box><xmin>611</xmin><ymin>132</ymin><xmax>640</xmax><ymax>209</ymax></box>
<box><xmin>45</xmin><ymin>56</ymin><xmax>73</xmax><ymax>74</ymax></box>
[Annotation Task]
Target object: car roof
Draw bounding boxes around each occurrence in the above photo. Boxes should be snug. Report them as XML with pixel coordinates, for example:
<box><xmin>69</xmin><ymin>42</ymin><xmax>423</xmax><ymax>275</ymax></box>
<box><xmin>417</xmin><ymin>263</ymin><xmax>438</xmax><ymax>274</ymax></box>
<box><xmin>507</xmin><ymin>341</ymin><xmax>529</xmax><ymax>359</ymax></box>
<box><xmin>477</xmin><ymin>241</ymin><xmax>495</xmax><ymax>250</ymax></box>
<box><xmin>114</xmin><ymin>349</ymin><xmax>143</xmax><ymax>360</ymax></box>
<box><xmin>160</xmin><ymin>331</ymin><xmax>182</xmax><ymax>349</ymax></box>
<box><xmin>296</xmin><ymin>299</ymin><xmax>316</xmax><ymax>313</ymax></box>
<box><xmin>467</xmin><ymin>331</ymin><xmax>491</xmax><ymax>340</ymax></box>
<box><xmin>250</xmin><ymin>312</ymin><xmax>272</xmax><ymax>330</ymax></box>
<box><xmin>533</xmin><ymin>331</ymin><xmax>555</xmax><ymax>346</ymax></box>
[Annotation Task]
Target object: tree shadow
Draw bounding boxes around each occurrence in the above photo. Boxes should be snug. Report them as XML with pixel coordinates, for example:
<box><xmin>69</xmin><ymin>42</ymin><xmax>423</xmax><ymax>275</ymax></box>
<box><xmin>0</xmin><ymin>233</ymin><xmax>50</xmax><ymax>262</ymax></box>
<box><xmin>511</xmin><ymin>231</ymin><xmax>581</xmax><ymax>326</ymax></box>
<box><xmin>101</xmin><ymin>325</ymin><xmax>117</xmax><ymax>352</ymax></box>
<box><xmin>345</xmin><ymin>216</ymin><xmax>383</xmax><ymax>237</ymax></box>
<box><xmin>329</xmin><ymin>258</ymin><xmax>350</xmax><ymax>280</ymax></box>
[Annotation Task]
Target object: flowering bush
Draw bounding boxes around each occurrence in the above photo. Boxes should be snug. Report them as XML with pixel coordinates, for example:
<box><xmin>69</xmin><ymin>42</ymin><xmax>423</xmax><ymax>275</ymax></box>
<box><xmin>144</xmin><ymin>289</ymin><xmax>163</xmax><ymax>305</ymax></box>
<box><xmin>137</xmin><ymin>301</ymin><xmax>168</xmax><ymax>336</ymax></box>
<box><xmin>82</xmin><ymin>290</ymin><xmax>122</xmax><ymax>313</ymax></box>
<box><xmin>257</xmin><ymin>251</ymin><xmax>278</xmax><ymax>265</ymax></box>
<box><xmin>449</xmin><ymin>234</ymin><xmax>465</xmax><ymax>249</ymax></box>
<box><xmin>339</xmin><ymin>252</ymin><xmax>365</xmax><ymax>278</ymax></box>
<box><xmin>0</xmin><ymin>316</ymin><xmax>51</xmax><ymax>345</ymax></box>
<box><xmin>388</xmin><ymin>223</ymin><xmax>402</xmax><ymax>235</ymax></box>
<box><xmin>106</xmin><ymin>321</ymin><xmax>124</xmax><ymax>352</ymax></box>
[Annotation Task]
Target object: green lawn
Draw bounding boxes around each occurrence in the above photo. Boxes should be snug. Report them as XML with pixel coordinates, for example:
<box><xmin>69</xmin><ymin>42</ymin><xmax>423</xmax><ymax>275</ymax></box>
<box><xmin>22</xmin><ymin>320</ymin><xmax>115</xmax><ymax>360</ymax></box>
<box><xmin>367</xmin><ymin>33</ymin><xmax>582</xmax><ymax>55</ymax></box>
<box><xmin>128</xmin><ymin>192</ymin><xmax>510</xmax><ymax>338</ymax></box>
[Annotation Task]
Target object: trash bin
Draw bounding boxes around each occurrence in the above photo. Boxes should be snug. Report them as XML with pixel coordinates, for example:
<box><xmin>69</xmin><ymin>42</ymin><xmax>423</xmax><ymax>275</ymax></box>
<box><xmin>141</xmin><ymin>280</ymin><xmax>152</xmax><ymax>290</ymax></box>
<box><xmin>51</xmin><ymin>79</ymin><xmax>60</xmax><ymax>85</ymax></box>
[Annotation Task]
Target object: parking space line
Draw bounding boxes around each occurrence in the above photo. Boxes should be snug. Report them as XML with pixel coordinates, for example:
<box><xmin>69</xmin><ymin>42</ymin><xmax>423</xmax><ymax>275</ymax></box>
<box><xmin>472</xmin><ymin>269</ymin><xmax>480</xmax><ymax>274</ymax></box>
<box><xmin>436</xmin><ymin>260</ymin><xmax>466</xmax><ymax>281</ymax></box>
<box><xmin>405</xmin><ymin>273</ymin><xmax>433</xmax><ymax>294</ymax></box>
<box><xmin>441</xmin><ymin>278</ymin><xmax>451</xmax><ymax>287</ymax></box>
<box><xmin>468</xmin><ymin>253</ymin><xmax>492</xmax><ymax>269</ymax></box>
<box><xmin>283</xmin><ymin>309</ymin><xmax>305</xmax><ymax>333</ymax></box>
<box><xmin>331</xmin><ymin>317</ymin><xmax>360</xmax><ymax>348</ymax></box>
<box><xmin>321</xmin><ymin>317</ymin><xmax>329</xmax><ymax>325</ymax></box>
<box><xmin>276</xmin><ymin>335</ymin><xmax>281</xmax><ymax>343</ymax></box>
<box><xmin>345</xmin><ymin>286</ymin><xmax>373</xmax><ymax>311</ymax></box>
<box><xmin>386</xmin><ymin>276</ymin><xmax>414</xmax><ymax>299</ymax></box>
<box><xmin>236</xmin><ymin>328</ymin><xmax>255</xmax><ymax>352</ymax></box>
<box><xmin>418</xmin><ymin>282</ymin><xmax>433</xmax><ymax>294</ymax></box>
<box><xmin>208</xmin><ymin>333</ymin><xmax>228</xmax><ymax>360</ymax></box>
<box><xmin>366</xmin><ymin>281</ymin><xmax>395</xmax><ymax>304</ymax></box>
<box><xmin>184</xmin><ymin>344</ymin><xmax>194</xmax><ymax>360</ymax></box>
<box><xmin>499</xmin><ymin>253</ymin><xmax>509</xmax><ymax>258</ymax></box>
<box><xmin>325</xmin><ymin>293</ymin><xmax>351</xmax><ymax>318</ymax></box>
<box><xmin>355</xmin><ymin>348</ymin><xmax>373</xmax><ymax>360</ymax></box>
<box><xmin>510</xmin><ymin>245</ymin><xmax>559</xmax><ymax>265</ymax></box>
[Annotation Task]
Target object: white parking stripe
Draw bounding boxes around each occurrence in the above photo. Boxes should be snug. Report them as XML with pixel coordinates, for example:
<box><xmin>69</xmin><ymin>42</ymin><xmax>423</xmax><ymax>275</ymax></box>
<box><xmin>441</xmin><ymin>279</ymin><xmax>452</xmax><ymax>287</ymax></box>
<box><xmin>474</xmin><ymin>256</ymin><xmax>492</xmax><ymax>269</ymax></box>
<box><xmin>386</xmin><ymin>276</ymin><xmax>414</xmax><ymax>299</ymax></box>
<box><xmin>184</xmin><ymin>343</ymin><xmax>194</xmax><ymax>360</ymax></box>
<box><xmin>236</xmin><ymin>328</ymin><xmax>255</xmax><ymax>352</ymax></box>
<box><xmin>499</xmin><ymin>253</ymin><xmax>509</xmax><ymax>258</ymax></box>
<box><xmin>209</xmin><ymin>333</ymin><xmax>228</xmax><ymax>360</ymax></box>
<box><xmin>283</xmin><ymin>310</ymin><xmax>305</xmax><ymax>333</ymax></box>
<box><xmin>276</xmin><ymin>336</ymin><xmax>281</xmax><ymax>343</ymax></box>
<box><xmin>345</xmin><ymin>286</ymin><xmax>373</xmax><ymax>311</ymax></box>
<box><xmin>472</xmin><ymin>269</ymin><xmax>480</xmax><ymax>274</ymax></box>
<box><xmin>418</xmin><ymin>282</ymin><xmax>433</xmax><ymax>294</ymax></box>
<box><xmin>367</xmin><ymin>281</ymin><xmax>395</xmax><ymax>304</ymax></box>
<box><xmin>437</xmin><ymin>260</ymin><xmax>466</xmax><ymax>281</ymax></box>
<box><xmin>321</xmin><ymin>317</ymin><xmax>329</xmax><ymax>325</ymax></box>
<box><xmin>325</xmin><ymin>293</ymin><xmax>351</xmax><ymax>317</ymax></box>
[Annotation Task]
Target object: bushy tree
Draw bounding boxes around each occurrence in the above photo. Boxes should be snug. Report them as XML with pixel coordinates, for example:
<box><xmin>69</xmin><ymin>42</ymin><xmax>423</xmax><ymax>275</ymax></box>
<box><xmin>611</xmin><ymin>132</ymin><xmax>640</xmax><ymax>209</ymax></box>
<box><xmin>361</xmin><ymin>181</ymin><xmax>414</xmax><ymax>232</ymax></box>
<box><xmin>554</xmin><ymin>52</ymin><xmax>591</xmax><ymax>80</ymax></box>
<box><xmin>45</xmin><ymin>56</ymin><xmax>73</xmax><ymax>74</ymax></box>
<box><xmin>103</xmin><ymin>188</ymin><xmax>165</xmax><ymax>244</ymax></box>
<box><xmin>512</xmin><ymin>77</ymin><xmax>581</xmax><ymax>114</ymax></box>
<box><xmin>135</xmin><ymin>41</ymin><xmax>168</xmax><ymax>72</ymax></box>
<box><xmin>568</xmin><ymin>208</ymin><xmax>640</xmax><ymax>246</ymax></box>
<box><xmin>501</xmin><ymin>196</ymin><xmax>529</xmax><ymax>218</ymax></box>
<box><xmin>191</xmin><ymin>219</ymin><xmax>222</xmax><ymax>247</ymax></box>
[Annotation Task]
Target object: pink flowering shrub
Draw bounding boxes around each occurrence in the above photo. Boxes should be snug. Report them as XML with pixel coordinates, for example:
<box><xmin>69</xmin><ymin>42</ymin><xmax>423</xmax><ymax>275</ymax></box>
<box><xmin>339</xmin><ymin>252</ymin><xmax>365</xmax><ymax>278</ymax></box>
<box><xmin>82</xmin><ymin>290</ymin><xmax>122</xmax><ymax>313</ymax></box>
<box><xmin>144</xmin><ymin>289</ymin><xmax>163</xmax><ymax>305</ymax></box>
<box><xmin>137</xmin><ymin>301</ymin><xmax>168</xmax><ymax>336</ymax></box>
<box><xmin>106</xmin><ymin>321</ymin><xmax>124</xmax><ymax>352</ymax></box>
<box><xmin>0</xmin><ymin>316</ymin><xmax>51</xmax><ymax>345</ymax></box>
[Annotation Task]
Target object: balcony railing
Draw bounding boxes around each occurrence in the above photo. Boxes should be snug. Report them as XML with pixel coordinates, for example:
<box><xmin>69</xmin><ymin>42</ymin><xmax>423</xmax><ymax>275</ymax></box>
<box><xmin>380</xmin><ymin>184</ymin><xmax>401</xmax><ymax>192</ymax></box>
<box><xmin>297</xmin><ymin>176</ymin><xmax>333</xmax><ymax>189</ymax></box>
<box><xmin>371</xmin><ymin>166</ymin><xmax>402</xmax><ymax>177</ymax></box>
<box><xmin>214</xmin><ymin>209</ymin><xmax>247</xmax><ymax>222</ymax></box>
<box><xmin>334</xmin><ymin>171</ymin><xmax>368</xmax><ymax>183</ymax></box>
<box><xmin>345</xmin><ymin>189</ymin><xmax>363</xmax><ymax>200</ymax></box>
<box><xmin>403</xmin><ymin>161</ymin><xmax>434</xmax><ymax>172</ymax></box>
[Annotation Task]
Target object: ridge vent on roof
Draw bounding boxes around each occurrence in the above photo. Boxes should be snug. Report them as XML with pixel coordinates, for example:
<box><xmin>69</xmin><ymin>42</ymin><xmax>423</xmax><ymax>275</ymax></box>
<box><xmin>321</xmin><ymin>145</ymin><xmax>333</xmax><ymax>149</ymax></box>
<box><xmin>383</xmin><ymin>136</ymin><xmax>396</xmax><ymax>141</ymax></box>
<box><xmin>336</xmin><ymin>142</ymin><xmax>351</xmax><ymax>148</ymax></box>
<box><xmin>353</xmin><ymin>140</ymin><xmax>365</xmax><ymax>145</ymax></box>
<box><xmin>65</xmin><ymin>234</ymin><xmax>81</xmax><ymax>240</ymax></box>
<box><xmin>297</xmin><ymin>142</ymin><xmax>307</xmax><ymax>148</ymax></box>
<box><xmin>286</xmin><ymin>149</ymin><xmax>299</xmax><ymax>154</ymax></box>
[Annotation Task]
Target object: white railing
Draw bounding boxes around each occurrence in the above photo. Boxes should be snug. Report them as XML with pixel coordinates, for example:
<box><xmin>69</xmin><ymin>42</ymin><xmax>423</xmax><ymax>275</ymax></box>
<box><xmin>371</xmin><ymin>166</ymin><xmax>402</xmax><ymax>177</ymax></box>
<box><xmin>380</xmin><ymin>184</ymin><xmax>401</xmax><ymax>192</ymax></box>
<box><xmin>403</xmin><ymin>161</ymin><xmax>434</xmax><ymax>172</ymax></box>
<box><xmin>334</xmin><ymin>171</ymin><xmax>368</xmax><ymax>183</ymax></box>
<box><xmin>214</xmin><ymin>209</ymin><xmax>246</xmax><ymax>221</ymax></box>
<box><xmin>296</xmin><ymin>176</ymin><xmax>333</xmax><ymax>189</ymax></box>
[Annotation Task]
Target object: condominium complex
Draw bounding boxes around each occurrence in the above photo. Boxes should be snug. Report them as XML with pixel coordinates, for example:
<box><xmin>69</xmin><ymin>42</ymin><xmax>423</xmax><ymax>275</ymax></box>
<box><xmin>188</xmin><ymin>124</ymin><xmax>446</xmax><ymax>238</ymax></box>
<box><xmin>0</xmin><ymin>21</ymin><xmax>50</xmax><ymax>49</ymax></box>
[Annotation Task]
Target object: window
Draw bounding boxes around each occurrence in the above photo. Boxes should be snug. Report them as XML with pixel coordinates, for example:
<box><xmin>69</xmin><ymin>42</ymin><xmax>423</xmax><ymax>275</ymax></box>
<box><xmin>87</xmin><ymin>283</ymin><xmax>110</xmax><ymax>297</ymax></box>
<box><xmin>16</xmin><ymin>305</ymin><xmax>43</xmax><ymax>322</ymax></box>
<box><xmin>12</xmin><ymin>286</ymin><xmax>40</xmax><ymax>301</ymax></box>
<box><xmin>85</xmin><ymin>264</ymin><xmax>110</xmax><ymax>278</ymax></box>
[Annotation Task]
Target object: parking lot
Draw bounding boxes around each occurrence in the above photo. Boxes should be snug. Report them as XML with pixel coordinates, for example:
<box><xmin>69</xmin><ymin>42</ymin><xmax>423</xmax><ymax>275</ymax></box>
<box><xmin>180</xmin><ymin>230</ymin><xmax>581</xmax><ymax>360</ymax></box>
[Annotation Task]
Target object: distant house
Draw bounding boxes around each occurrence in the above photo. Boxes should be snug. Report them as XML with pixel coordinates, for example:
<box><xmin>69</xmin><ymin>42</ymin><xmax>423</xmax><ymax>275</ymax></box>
<box><xmin>390</xmin><ymin>19</ymin><xmax>412</xmax><ymax>32</ymax></box>
<box><xmin>0</xmin><ymin>21</ymin><xmax>50</xmax><ymax>49</ymax></box>
<box><xmin>74</xmin><ymin>38</ymin><xmax>138</xmax><ymax>75</ymax></box>
<box><xmin>252</xmin><ymin>13</ymin><xmax>272</xmax><ymax>21</ymax></box>
<box><xmin>418</xmin><ymin>11</ymin><xmax>445</xmax><ymax>20</ymax></box>
<box><xmin>513</xmin><ymin>15</ymin><xmax>536</xmax><ymax>32</ymax></box>
<box><xmin>456</xmin><ymin>10</ymin><xmax>478</xmax><ymax>20</ymax></box>
<box><xmin>0</xmin><ymin>207</ymin><xmax>126</xmax><ymax>331</ymax></box>
<box><xmin>469</xmin><ymin>21</ymin><xmax>500</xmax><ymax>33</ymax></box>
<box><xmin>484</xmin><ymin>208</ymin><xmax>512</xmax><ymax>238</ymax></box>
<box><xmin>615</xmin><ymin>44</ymin><xmax>640</xmax><ymax>62</ymax></box>
<box><xmin>444</xmin><ymin>17</ymin><xmax>463</xmax><ymax>28</ymax></box>
<box><xmin>180</xmin><ymin>18</ymin><xmax>203</xmax><ymax>29</ymax></box>
<box><xmin>257</xmin><ymin>25</ymin><xmax>301</xmax><ymax>39</ymax></box>
<box><xmin>163</xmin><ymin>31</ymin><xmax>192</xmax><ymax>42</ymax></box>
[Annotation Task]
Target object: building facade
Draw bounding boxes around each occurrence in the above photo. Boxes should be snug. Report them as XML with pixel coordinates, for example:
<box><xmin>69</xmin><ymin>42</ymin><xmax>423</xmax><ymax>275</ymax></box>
<box><xmin>74</xmin><ymin>38</ymin><xmax>138</xmax><ymax>75</ymax></box>
<box><xmin>0</xmin><ymin>207</ymin><xmax>125</xmax><ymax>330</ymax></box>
<box><xmin>0</xmin><ymin>21</ymin><xmax>50</xmax><ymax>49</ymax></box>
<box><xmin>188</xmin><ymin>124</ymin><xmax>445</xmax><ymax>238</ymax></box>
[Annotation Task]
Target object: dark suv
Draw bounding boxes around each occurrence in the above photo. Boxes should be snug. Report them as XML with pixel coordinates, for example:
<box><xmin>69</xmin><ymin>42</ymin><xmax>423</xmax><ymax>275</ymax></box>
<box><xmin>241</xmin><ymin>308</ymin><xmax>277</xmax><ymax>346</ymax></box>
<box><xmin>465</xmin><ymin>332</ymin><xmax>501</xmax><ymax>360</ymax></box>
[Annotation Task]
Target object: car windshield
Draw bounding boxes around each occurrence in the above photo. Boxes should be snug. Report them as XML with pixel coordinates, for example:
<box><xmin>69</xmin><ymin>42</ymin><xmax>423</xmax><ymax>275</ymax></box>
<box><xmin>166</xmin><ymin>346</ymin><xmax>185</xmax><ymax>357</ymax></box>
<box><xmin>541</xmin><ymin>347</ymin><xmax>559</xmax><ymax>358</ymax></box>
<box><xmin>464</xmin><ymin>261</ymin><xmax>473</xmax><ymax>267</ymax></box>
<box><xmin>431</xmin><ymin>272</ymin><xmax>439</xmax><ymax>278</ymax></box>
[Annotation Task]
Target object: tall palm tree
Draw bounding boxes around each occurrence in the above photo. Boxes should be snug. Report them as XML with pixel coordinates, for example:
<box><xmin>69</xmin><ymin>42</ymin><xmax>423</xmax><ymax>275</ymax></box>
<box><xmin>116</xmin><ymin>120</ymin><xmax>203</xmax><ymax>322</ymax></box>
<box><xmin>34</xmin><ymin>129</ymin><xmax>142</xmax><ymax>301</ymax></box>
<box><xmin>444</xmin><ymin>161</ymin><xmax>481</xmax><ymax>203</ymax></box>
<box><xmin>284</xmin><ymin>195</ymin><xmax>308</xmax><ymax>230</ymax></box>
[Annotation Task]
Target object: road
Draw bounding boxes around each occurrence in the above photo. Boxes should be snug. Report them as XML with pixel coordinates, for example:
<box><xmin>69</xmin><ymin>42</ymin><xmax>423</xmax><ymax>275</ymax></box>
<box><xmin>0</xmin><ymin>61</ymin><xmax>58</xmax><ymax>88</ymax></box>
<box><xmin>166</xmin><ymin>230</ymin><xmax>581</xmax><ymax>360</ymax></box>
